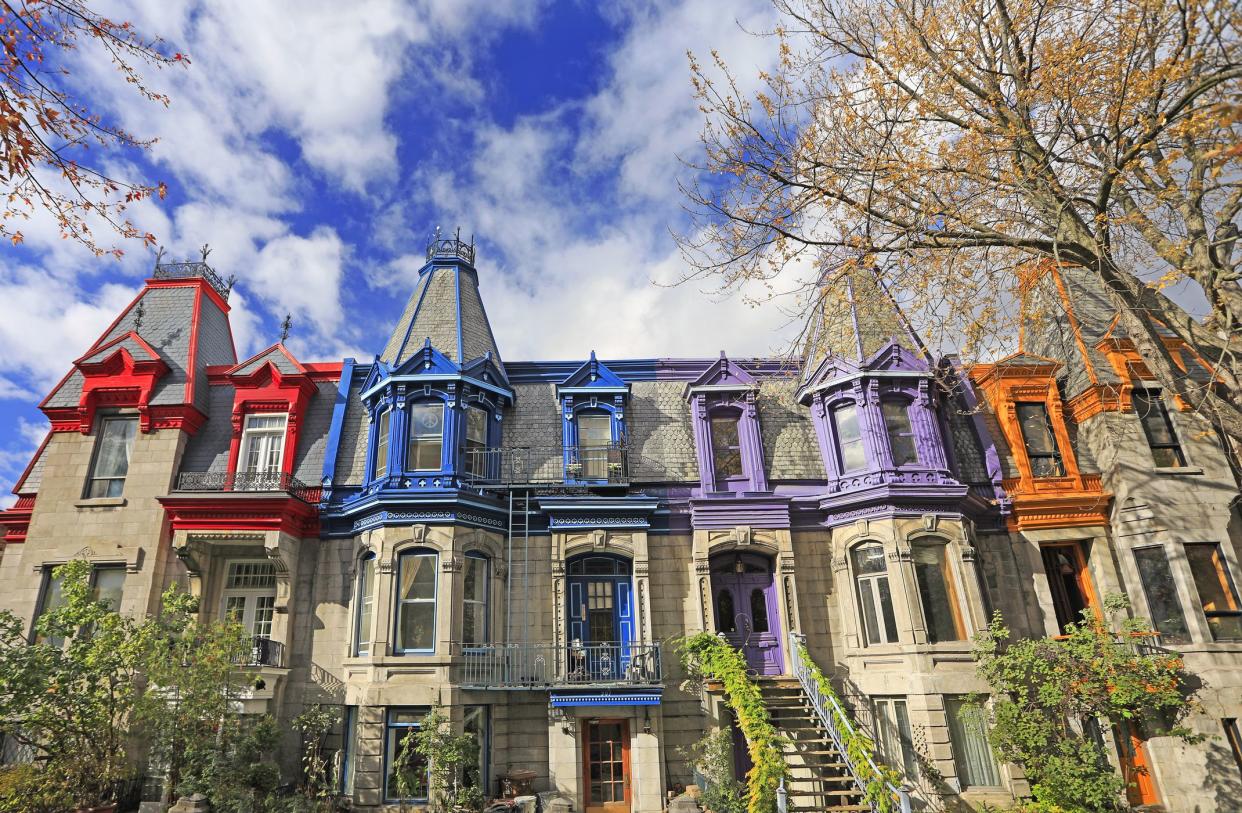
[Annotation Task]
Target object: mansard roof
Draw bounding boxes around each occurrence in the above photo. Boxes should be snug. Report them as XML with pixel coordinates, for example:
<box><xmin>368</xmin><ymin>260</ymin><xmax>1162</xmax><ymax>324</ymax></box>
<box><xmin>379</xmin><ymin>254</ymin><xmax>506</xmax><ymax>376</ymax></box>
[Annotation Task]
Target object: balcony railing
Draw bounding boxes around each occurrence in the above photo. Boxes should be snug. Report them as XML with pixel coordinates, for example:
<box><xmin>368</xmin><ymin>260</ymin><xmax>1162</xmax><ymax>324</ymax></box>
<box><xmin>458</xmin><ymin>642</ymin><xmax>661</xmax><ymax>689</ymax></box>
<box><xmin>176</xmin><ymin>471</ymin><xmax>321</xmax><ymax>503</ymax></box>
<box><xmin>233</xmin><ymin>636</ymin><xmax>284</xmax><ymax>668</ymax></box>
<box><xmin>153</xmin><ymin>260</ymin><xmax>232</xmax><ymax>300</ymax></box>
<box><xmin>461</xmin><ymin>443</ymin><xmax>628</xmax><ymax>487</ymax></box>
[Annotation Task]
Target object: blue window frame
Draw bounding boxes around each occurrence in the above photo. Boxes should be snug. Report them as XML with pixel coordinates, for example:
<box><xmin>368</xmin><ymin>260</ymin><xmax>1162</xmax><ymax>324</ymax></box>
<box><xmin>463</xmin><ymin>404</ymin><xmax>490</xmax><ymax>479</ymax></box>
<box><xmin>372</xmin><ymin>409</ymin><xmax>391</xmax><ymax>480</ymax></box>
<box><xmin>384</xmin><ymin>707</ymin><xmax>430</xmax><ymax>802</ymax></box>
<box><xmin>395</xmin><ymin>550</ymin><xmax>438</xmax><ymax>654</ymax></box>
<box><xmin>570</xmin><ymin>410</ymin><xmax>617</xmax><ymax>481</ymax></box>
<box><xmin>408</xmin><ymin>401</ymin><xmax>445</xmax><ymax>471</ymax></box>
<box><xmin>353</xmin><ymin>553</ymin><xmax>376</xmax><ymax>656</ymax></box>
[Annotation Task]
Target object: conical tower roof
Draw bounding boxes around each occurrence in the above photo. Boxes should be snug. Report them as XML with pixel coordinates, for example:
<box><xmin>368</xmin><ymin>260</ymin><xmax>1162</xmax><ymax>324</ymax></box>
<box><xmin>800</xmin><ymin>264</ymin><xmax>931</xmax><ymax>385</ymax></box>
<box><xmin>379</xmin><ymin>237</ymin><xmax>505</xmax><ymax>376</ymax></box>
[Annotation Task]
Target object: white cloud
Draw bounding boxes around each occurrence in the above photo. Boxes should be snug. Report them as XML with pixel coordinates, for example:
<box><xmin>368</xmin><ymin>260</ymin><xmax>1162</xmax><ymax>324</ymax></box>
<box><xmin>250</xmin><ymin>227</ymin><xmax>349</xmax><ymax>341</ymax></box>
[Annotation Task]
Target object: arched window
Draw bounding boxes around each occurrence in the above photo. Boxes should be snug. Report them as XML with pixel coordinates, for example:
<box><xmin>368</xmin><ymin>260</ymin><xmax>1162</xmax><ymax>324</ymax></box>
<box><xmin>852</xmin><ymin>543</ymin><xmax>897</xmax><ymax>645</ymax></box>
<box><xmin>408</xmin><ymin>402</ymin><xmax>445</xmax><ymax>471</ymax></box>
<box><xmin>716</xmin><ymin>590</ymin><xmax>737</xmax><ymax>632</ymax></box>
<box><xmin>372</xmin><ymin>410</ymin><xmax>391</xmax><ymax>480</ymax></box>
<box><xmin>395</xmin><ymin>549</ymin><xmax>438</xmax><ymax>653</ymax></box>
<box><xmin>462</xmin><ymin>552</ymin><xmax>489</xmax><ymax>645</ymax></box>
<box><xmin>463</xmin><ymin>405</ymin><xmax>489</xmax><ymax>479</ymax></box>
<box><xmin>709</xmin><ymin>412</ymin><xmax>743</xmax><ymax>481</ymax></box>
<box><xmin>833</xmin><ymin>403</ymin><xmax>866</xmax><ymax>472</ymax></box>
<box><xmin>881</xmin><ymin>400</ymin><xmax>918</xmax><ymax>466</ymax></box>
<box><xmin>913</xmin><ymin>542</ymin><xmax>965</xmax><ymax>642</ymax></box>
<box><xmin>354</xmin><ymin>552</ymin><xmax>376</xmax><ymax>656</ymax></box>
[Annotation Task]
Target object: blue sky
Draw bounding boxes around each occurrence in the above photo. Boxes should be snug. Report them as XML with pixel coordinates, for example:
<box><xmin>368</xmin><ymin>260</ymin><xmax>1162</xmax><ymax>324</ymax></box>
<box><xmin>0</xmin><ymin>0</ymin><xmax>798</xmax><ymax>497</ymax></box>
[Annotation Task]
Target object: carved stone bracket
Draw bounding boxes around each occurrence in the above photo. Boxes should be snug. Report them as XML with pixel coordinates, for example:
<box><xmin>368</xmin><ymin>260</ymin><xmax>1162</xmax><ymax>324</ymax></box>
<box><xmin>831</xmin><ymin>556</ymin><xmax>849</xmax><ymax>572</ymax></box>
<box><xmin>442</xmin><ymin>556</ymin><xmax>462</xmax><ymax>573</ymax></box>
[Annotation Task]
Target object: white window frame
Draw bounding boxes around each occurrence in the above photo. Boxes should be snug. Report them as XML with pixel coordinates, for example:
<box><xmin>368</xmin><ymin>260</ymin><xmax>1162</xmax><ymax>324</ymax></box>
<box><xmin>220</xmin><ymin>559</ymin><xmax>277</xmax><ymax>639</ymax></box>
<box><xmin>238</xmin><ymin>412</ymin><xmax>288</xmax><ymax>479</ymax></box>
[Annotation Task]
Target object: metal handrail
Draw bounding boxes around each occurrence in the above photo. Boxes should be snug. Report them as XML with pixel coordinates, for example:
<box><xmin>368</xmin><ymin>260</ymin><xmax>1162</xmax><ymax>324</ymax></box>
<box><xmin>458</xmin><ymin>641</ymin><xmax>661</xmax><ymax>689</ymax></box>
<box><xmin>788</xmin><ymin>631</ymin><xmax>912</xmax><ymax>813</ymax></box>
<box><xmin>234</xmin><ymin>635</ymin><xmax>284</xmax><ymax>668</ymax></box>
<box><xmin>153</xmin><ymin>260</ymin><xmax>232</xmax><ymax>300</ymax></box>
<box><xmin>175</xmin><ymin>471</ymin><xmax>322</xmax><ymax>503</ymax></box>
<box><xmin>461</xmin><ymin>442</ymin><xmax>629</xmax><ymax>486</ymax></box>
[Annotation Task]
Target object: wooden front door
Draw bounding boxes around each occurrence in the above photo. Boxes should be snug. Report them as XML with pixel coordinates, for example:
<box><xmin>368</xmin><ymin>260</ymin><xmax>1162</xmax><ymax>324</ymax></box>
<box><xmin>583</xmin><ymin>719</ymin><xmax>630</xmax><ymax>813</ymax></box>
<box><xmin>1115</xmin><ymin>721</ymin><xmax>1159</xmax><ymax>806</ymax></box>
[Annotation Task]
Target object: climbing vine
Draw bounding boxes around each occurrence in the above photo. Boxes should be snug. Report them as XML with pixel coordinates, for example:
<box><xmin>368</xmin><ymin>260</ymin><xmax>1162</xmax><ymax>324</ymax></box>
<box><xmin>794</xmin><ymin>642</ymin><xmax>904</xmax><ymax>813</ymax></box>
<box><xmin>678</xmin><ymin>633</ymin><xmax>788</xmax><ymax>813</ymax></box>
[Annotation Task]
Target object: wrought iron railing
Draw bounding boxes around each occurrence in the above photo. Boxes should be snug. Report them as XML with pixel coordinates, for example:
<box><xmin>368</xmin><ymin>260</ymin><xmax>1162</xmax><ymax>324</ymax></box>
<box><xmin>153</xmin><ymin>260</ymin><xmax>232</xmax><ymax>300</ymax></box>
<box><xmin>234</xmin><ymin>636</ymin><xmax>284</xmax><ymax>668</ymax></box>
<box><xmin>458</xmin><ymin>642</ymin><xmax>661</xmax><ymax>688</ymax></box>
<box><xmin>175</xmin><ymin>471</ymin><xmax>322</xmax><ymax>503</ymax></box>
<box><xmin>788</xmin><ymin>632</ymin><xmax>912</xmax><ymax>813</ymax></box>
<box><xmin>461</xmin><ymin>443</ymin><xmax>629</xmax><ymax>486</ymax></box>
<box><xmin>426</xmin><ymin>235</ymin><xmax>475</xmax><ymax>264</ymax></box>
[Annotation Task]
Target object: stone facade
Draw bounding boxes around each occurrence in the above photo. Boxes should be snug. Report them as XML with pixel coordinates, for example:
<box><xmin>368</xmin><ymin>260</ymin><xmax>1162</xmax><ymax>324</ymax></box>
<box><xmin>0</xmin><ymin>252</ymin><xmax>1240</xmax><ymax>813</ymax></box>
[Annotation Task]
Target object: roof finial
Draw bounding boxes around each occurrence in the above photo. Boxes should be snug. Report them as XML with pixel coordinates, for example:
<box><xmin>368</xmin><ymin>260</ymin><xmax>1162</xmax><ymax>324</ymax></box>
<box><xmin>279</xmin><ymin>313</ymin><xmax>292</xmax><ymax>343</ymax></box>
<box><xmin>226</xmin><ymin>273</ymin><xmax>237</xmax><ymax>295</ymax></box>
<box><xmin>153</xmin><ymin>246</ymin><xmax>166</xmax><ymax>270</ymax></box>
<box><xmin>133</xmin><ymin>300</ymin><xmax>145</xmax><ymax>331</ymax></box>
<box><xmin>199</xmin><ymin>243</ymin><xmax>212</xmax><ymax>263</ymax></box>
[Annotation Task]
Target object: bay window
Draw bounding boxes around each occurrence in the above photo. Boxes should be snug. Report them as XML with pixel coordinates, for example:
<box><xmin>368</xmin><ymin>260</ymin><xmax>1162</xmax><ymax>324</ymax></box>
<box><xmin>408</xmin><ymin>402</ymin><xmax>444</xmax><ymax>471</ymax></box>
<box><xmin>395</xmin><ymin>550</ymin><xmax>438</xmax><ymax>653</ymax></box>
<box><xmin>373</xmin><ymin>409</ymin><xmax>391</xmax><ymax>480</ymax></box>
<box><xmin>463</xmin><ymin>405</ymin><xmax>489</xmax><ymax>479</ymax></box>
<box><xmin>881</xmin><ymin>401</ymin><xmax>918</xmax><ymax>466</ymax></box>
<box><xmin>833</xmin><ymin>403</ymin><xmax>866</xmax><ymax>473</ymax></box>
<box><xmin>852</xmin><ymin>543</ymin><xmax>898</xmax><ymax>645</ymax></box>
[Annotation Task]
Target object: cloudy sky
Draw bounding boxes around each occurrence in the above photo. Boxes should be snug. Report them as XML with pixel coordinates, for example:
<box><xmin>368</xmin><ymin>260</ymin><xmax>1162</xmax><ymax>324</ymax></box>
<box><xmin>0</xmin><ymin>0</ymin><xmax>803</xmax><ymax>496</ymax></box>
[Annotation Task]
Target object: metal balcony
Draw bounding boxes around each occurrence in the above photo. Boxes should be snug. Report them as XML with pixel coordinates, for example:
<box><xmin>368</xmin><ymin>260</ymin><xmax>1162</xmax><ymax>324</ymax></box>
<box><xmin>175</xmin><ymin>471</ymin><xmax>321</xmax><ymax>503</ymax></box>
<box><xmin>233</xmin><ymin>636</ymin><xmax>285</xmax><ymax>668</ymax></box>
<box><xmin>458</xmin><ymin>642</ymin><xmax>661</xmax><ymax>689</ymax></box>
<box><xmin>461</xmin><ymin>443</ymin><xmax>629</xmax><ymax>487</ymax></box>
<box><xmin>153</xmin><ymin>260</ymin><xmax>232</xmax><ymax>300</ymax></box>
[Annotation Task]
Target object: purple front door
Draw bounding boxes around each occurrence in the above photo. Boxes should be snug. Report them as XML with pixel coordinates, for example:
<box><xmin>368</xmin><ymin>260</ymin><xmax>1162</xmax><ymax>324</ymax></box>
<box><xmin>710</xmin><ymin>553</ymin><xmax>783</xmax><ymax>675</ymax></box>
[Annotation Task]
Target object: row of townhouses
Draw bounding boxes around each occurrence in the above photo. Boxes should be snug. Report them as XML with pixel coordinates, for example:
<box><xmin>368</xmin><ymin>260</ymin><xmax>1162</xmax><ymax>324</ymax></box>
<box><xmin>0</xmin><ymin>236</ymin><xmax>1239</xmax><ymax>812</ymax></box>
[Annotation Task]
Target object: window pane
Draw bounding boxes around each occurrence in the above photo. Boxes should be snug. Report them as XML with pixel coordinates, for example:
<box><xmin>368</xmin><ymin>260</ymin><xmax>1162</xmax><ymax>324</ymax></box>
<box><xmin>410</xmin><ymin>403</ymin><xmax>444</xmax><ymax>436</ymax></box>
<box><xmin>1016</xmin><ymin>403</ymin><xmax>1065</xmax><ymax>476</ymax></box>
<box><xmin>409</xmin><ymin>403</ymin><xmax>444</xmax><ymax>471</ymax></box>
<box><xmin>463</xmin><ymin>706</ymin><xmax>488</xmax><ymax>790</ymax></box>
<box><xmin>749</xmin><ymin>588</ymin><xmax>770</xmax><ymax>633</ymax></box>
<box><xmin>710</xmin><ymin>415</ymin><xmax>744</xmax><ymax>480</ymax></box>
<box><xmin>1186</xmin><ymin>544</ymin><xmax>1242</xmax><ymax>640</ymax></box>
<box><xmin>716</xmin><ymin>590</ymin><xmax>736</xmax><ymax>633</ymax></box>
<box><xmin>34</xmin><ymin>569</ymin><xmax>66</xmax><ymax>646</ymax></box>
<box><xmin>386</xmin><ymin>713</ymin><xmax>429</xmax><ymax>801</ymax></box>
<box><xmin>399</xmin><ymin>554</ymin><xmax>436</xmax><ymax>600</ymax></box>
<box><xmin>857</xmin><ymin>580</ymin><xmax>880</xmax><ymax>645</ymax></box>
<box><xmin>467</xmin><ymin>407</ymin><xmax>488</xmax><ymax>445</ymax></box>
<box><xmin>833</xmin><ymin>404</ymin><xmax>866</xmax><ymax>471</ymax></box>
<box><xmin>374</xmin><ymin>410</ymin><xmax>390</xmax><ymax>480</ymax></box>
<box><xmin>1133</xmin><ymin>547</ymin><xmax>1189</xmax><ymax>644</ymax></box>
<box><xmin>947</xmin><ymin>697</ymin><xmax>1000</xmax><ymax>788</ymax></box>
<box><xmin>1133</xmin><ymin>391</ymin><xmax>1184</xmax><ymax>467</ymax></box>
<box><xmin>578</xmin><ymin>414</ymin><xmax>612</xmax><ymax>446</ymax></box>
<box><xmin>93</xmin><ymin>418</ymin><xmax>137</xmax><ymax>479</ymax></box>
<box><xmin>882</xmin><ymin>401</ymin><xmax>918</xmax><ymax>466</ymax></box>
<box><xmin>877</xmin><ymin>576</ymin><xmax>898</xmax><ymax>643</ymax></box>
<box><xmin>398</xmin><ymin>603</ymin><xmax>435</xmax><ymax>651</ymax></box>
<box><xmin>851</xmin><ymin>543</ymin><xmax>887</xmax><ymax>575</ymax></box>
<box><xmin>356</xmin><ymin>555</ymin><xmax>376</xmax><ymax>656</ymax></box>
<box><xmin>92</xmin><ymin>568</ymin><xmax>126</xmax><ymax>611</ymax></box>
<box><xmin>914</xmin><ymin>545</ymin><xmax>963</xmax><ymax>642</ymax></box>
<box><xmin>463</xmin><ymin>555</ymin><xmax>488</xmax><ymax>645</ymax></box>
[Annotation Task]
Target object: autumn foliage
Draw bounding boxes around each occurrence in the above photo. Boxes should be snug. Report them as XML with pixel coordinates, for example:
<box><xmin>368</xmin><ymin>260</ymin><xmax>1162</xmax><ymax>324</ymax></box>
<box><xmin>0</xmin><ymin>0</ymin><xmax>185</xmax><ymax>255</ymax></box>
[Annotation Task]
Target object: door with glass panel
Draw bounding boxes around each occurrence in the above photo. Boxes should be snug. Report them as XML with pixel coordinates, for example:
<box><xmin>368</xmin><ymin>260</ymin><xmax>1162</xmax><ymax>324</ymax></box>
<box><xmin>566</xmin><ymin>556</ymin><xmax>633</xmax><ymax>680</ymax></box>
<box><xmin>583</xmin><ymin>720</ymin><xmax>630</xmax><ymax>813</ymax></box>
<box><xmin>220</xmin><ymin>561</ymin><xmax>277</xmax><ymax>663</ymax></box>
<box><xmin>238</xmin><ymin>413</ymin><xmax>287</xmax><ymax>489</ymax></box>
<box><xmin>710</xmin><ymin>552</ymin><xmax>783</xmax><ymax>675</ymax></box>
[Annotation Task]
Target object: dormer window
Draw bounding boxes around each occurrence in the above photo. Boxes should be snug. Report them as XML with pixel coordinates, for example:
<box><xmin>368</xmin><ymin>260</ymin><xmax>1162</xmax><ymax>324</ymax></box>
<box><xmin>373</xmin><ymin>410</ymin><xmax>391</xmax><ymax>480</ymax></box>
<box><xmin>239</xmin><ymin>414</ymin><xmax>287</xmax><ymax>482</ymax></box>
<box><xmin>833</xmin><ymin>403</ymin><xmax>866</xmax><ymax>472</ymax></box>
<box><xmin>709</xmin><ymin>413</ymin><xmax>743</xmax><ymax>481</ymax></box>
<box><xmin>463</xmin><ymin>405</ymin><xmax>489</xmax><ymax>479</ymax></box>
<box><xmin>881</xmin><ymin>401</ymin><xmax>918</xmax><ymax>466</ymax></box>
<box><xmin>408</xmin><ymin>402</ymin><xmax>444</xmax><ymax>471</ymax></box>
<box><xmin>1016</xmin><ymin>402</ymin><xmax>1064</xmax><ymax>477</ymax></box>
<box><xmin>575</xmin><ymin>412</ymin><xmax>613</xmax><ymax>480</ymax></box>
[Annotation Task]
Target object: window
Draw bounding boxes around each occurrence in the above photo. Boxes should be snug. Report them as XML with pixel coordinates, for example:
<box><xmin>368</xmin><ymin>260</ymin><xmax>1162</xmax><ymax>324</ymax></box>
<box><xmin>1132</xmin><ymin>390</ymin><xmax>1185</xmax><ymax>467</ymax></box>
<box><xmin>873</xmin><ymin>697</ymin><xmax>917</xmax><ymax>778</ymax></box>
<box><xmin>833</xmin><ymin>403</ymin><xmax>866</xmax><ymax>472</ymax></box>
<box><xmin>239</xmin><ymin>413</ymin><xmax>287</xmax><ymax>480</ymax></box>
<box><xmin>91</xmin><ymin>566</ymin><xmax>126</xmax><ymax>611</ymax></box>
<box><xmin>341</xmin><ymin>706</ymin><xmax>358</xmax><ymax>794</ymax></box>
<box><xmin>913</xmin><ymin>543</ymin><xmax>964</xmax><ymax>642</ymax></box>
<box><xmin>221</xmin><ymin>561</ymin><xmax>276</xmax><ymax>639</ymax></box>
<box><xmin>373</xmin><ymin>409</ymin><xmax>391</xmax><ymax>480</ymax></box>
<box><xmin>852</xmin><ymin>543</ymin><xmax>898</xmax><ymax>645</ymax></box>
<box><xmin>749</xmin><ymin>588</ymin><xmax>770</xmax><ymax>633</ymax></box>
<box><xmin>84</xmin><ymin>415</ymin><xmax>137</xmax><ymax>498</ymax></box>
<box><xmin>1133</xmin><ymin>547</ymin><xmax>1190</xmax><ymax>644</ymax></box>
<box><xmin>395</xmin><ymin>550</ymin><xmax>438</xmax><ymax>653</ymax></box>
<box><xmin>946</xmin><ymin>697</ymin><xmax>1000</xmax><ymax>788</ymax></box>
<box><xmin>463</xmin><ymin>706</ymin><xmax>489</xmax><ymax>793</ymax></box>
<box><xmin>385</xmin><ymin>708</ymin><xmax>430</xmax><ymax>802</ymax></box>
<box><xmin>1041</xmin><ymin>543</ymin><xmax>1095</xmax><ymax>636</ymax></box>
<box><xmin>462</xmin><ymin>553</ymin><xmax>489</xmax><ymax>645</ymax></box>
<box><xmin>881</xmin><ymin>401</ymin><xmax>918</xmax><ymax>466</ymax></box>
<box><xmin>575</xmin><ymin>412</ymin><xmax>613</xmax><ymax>480</ymax></box>
<box><xmin>408</xmin><ymin>402</ymin><xmax>444</xmax><ymax>471</ymax></box>
<box><xmin>716</xmin><ymin>590</ymin><xmax>736</xmax><ymax>633</ymax></box>
<box><xmin>32</xmin><ymin>567</ymin><xmax>67</xmax><ymax>646</ymax></box>
<box><xmin>354</xmin><ymin>553</ymin><xmax>376</xmax><ymax>656</ymax></box>
<box><xmin>709</xmin><ymin>414</ymin><xmax>743</xmax><ymax>481</ymax></box>
<box><xmin>1015</xmin><ymin>402</ymin><xmax>1064</xmax><ymax>477</ymax></box>
<box><xmin>1185</xmin><ymin>543</ymin><xmax>1242</xmax><ymax>640</ymax></box>
<box><xmin>463</xmin><ymin>406</ymin><xmax>489</xmax><ymax>479</ymax></box>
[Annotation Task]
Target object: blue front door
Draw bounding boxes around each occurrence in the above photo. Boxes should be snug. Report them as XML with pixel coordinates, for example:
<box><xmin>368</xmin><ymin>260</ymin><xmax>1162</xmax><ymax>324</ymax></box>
<box><xmin>567</xmin><ymin>555</ymin><xmax>633</xmax><ymax>680</ymax></box>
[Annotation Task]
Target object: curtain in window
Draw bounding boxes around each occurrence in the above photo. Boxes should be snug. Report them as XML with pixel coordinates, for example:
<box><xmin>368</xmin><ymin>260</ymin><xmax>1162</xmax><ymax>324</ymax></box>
<box><xmin>396</xmin><ymin>552</ymin><xmax>437</xmax><ymax>651</ymax></box>
<box><xmin>946</xmin><ymin>697</ymin><xmax>1000</xmax><ymax>788</ymax></box>
<box><xmin>913</xmin><ymin>544</ymin><xmax>963</xmax><ymax>642</ymax></box>
<box><xmin>87</xmin><ymin>417</ymin><xmax>138</xmax><ymax>497</ymax></box>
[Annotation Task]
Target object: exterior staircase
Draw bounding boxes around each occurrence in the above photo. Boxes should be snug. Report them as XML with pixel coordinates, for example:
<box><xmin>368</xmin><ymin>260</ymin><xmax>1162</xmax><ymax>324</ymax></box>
<box><xmin>762</xmin><ymin>682</ymin><xmax>871</xmax><ymax>812</ymax></box>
